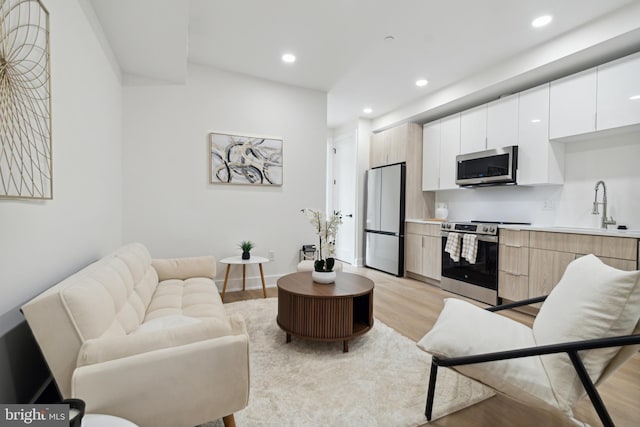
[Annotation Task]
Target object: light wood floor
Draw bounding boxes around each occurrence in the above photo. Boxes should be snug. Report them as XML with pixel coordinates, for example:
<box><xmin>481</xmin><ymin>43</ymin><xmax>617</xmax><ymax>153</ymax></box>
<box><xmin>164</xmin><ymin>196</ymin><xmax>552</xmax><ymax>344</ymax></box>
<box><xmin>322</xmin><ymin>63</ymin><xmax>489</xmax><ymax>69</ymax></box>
<box><xmin>223</xmin><ymin>266</ymin><xmax>640</xmax><ymax>427</ymax></box>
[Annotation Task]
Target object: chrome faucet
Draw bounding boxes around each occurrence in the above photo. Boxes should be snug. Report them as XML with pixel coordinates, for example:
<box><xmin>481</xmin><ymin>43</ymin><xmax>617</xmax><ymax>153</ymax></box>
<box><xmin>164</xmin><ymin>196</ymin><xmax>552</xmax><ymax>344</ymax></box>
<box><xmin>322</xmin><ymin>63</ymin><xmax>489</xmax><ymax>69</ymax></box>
<box><xmin>592</xmin><ymin>180</ymin><xmax>616</xmax><ymax>229</ymax></box>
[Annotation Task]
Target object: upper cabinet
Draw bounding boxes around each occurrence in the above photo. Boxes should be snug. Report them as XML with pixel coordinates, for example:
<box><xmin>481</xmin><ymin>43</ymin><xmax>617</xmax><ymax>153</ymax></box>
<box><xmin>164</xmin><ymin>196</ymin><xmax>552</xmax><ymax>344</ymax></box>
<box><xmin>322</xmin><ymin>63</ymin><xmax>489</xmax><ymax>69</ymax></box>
<box><xmin>549</xmin><ymin>68</ymin><xmax>597</xmax><ymax>139</ymax></box>
<box><xmin>487</xmin><ymin>94</ymin><xmax>519</xmax><ymax>149</ymax></box>
<box><xmin>439</xmin><ymin>114</ymin><xmax>461</xmax><ymax>189</ymax></box>
<box><xmin>370</xmin><ymin>125</ymin><xmax>407</xmax><ymax>168</ymax></box>
<box><xmin>549</xmin><ymin>51</ymin><xmax>640</xmax><ymax>139</ymax></box>
<box><xmin>422</xmin><ymin>120</ymin><xmax>440</xmax><ymax>191</ymax></box>
<box><xmin>422</xmin><ymin>113</ymin><xmax>460</xmax><ymax>191</ymax></box>
<box><xmin>460</xmin><ymin>94</ymin><xmax>519</xmax><ymax>154</ymax></box>
<box><xmin>596</xmin><ymin>51</ymin><xmax>640</xmax><ymax>131</ymax></box>
<box><xmin>460</xmin><ymin>105</ymin><xmax>487</xmax><ymax>154</ymax></box>
<box><xmin>518</xmin><ymin>84</ymin><xmax>564</xmax><ymax>185</ymax></box>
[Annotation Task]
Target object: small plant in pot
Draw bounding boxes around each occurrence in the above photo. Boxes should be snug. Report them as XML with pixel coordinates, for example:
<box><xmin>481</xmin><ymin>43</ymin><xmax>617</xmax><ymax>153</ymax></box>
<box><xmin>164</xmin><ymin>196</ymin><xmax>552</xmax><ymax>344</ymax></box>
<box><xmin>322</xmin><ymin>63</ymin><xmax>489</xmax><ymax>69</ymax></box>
<box><xmin>239</xmin><ymin>240</ymin><xmax>254</xmax><ymax>260</ymax></box>
<box><xmin>301</xmin><ymin>209</ymin><xmax>342</xmax><ymax>283</ymax></box>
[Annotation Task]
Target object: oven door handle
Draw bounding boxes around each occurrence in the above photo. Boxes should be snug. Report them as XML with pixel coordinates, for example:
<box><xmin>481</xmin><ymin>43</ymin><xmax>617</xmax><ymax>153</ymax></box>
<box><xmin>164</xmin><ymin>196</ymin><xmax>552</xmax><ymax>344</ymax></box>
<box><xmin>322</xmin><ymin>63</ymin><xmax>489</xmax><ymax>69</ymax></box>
<box><xmin>441</xmin><ymin>231</ymin><xmax>498</xmax><ymax>243</ymax></box>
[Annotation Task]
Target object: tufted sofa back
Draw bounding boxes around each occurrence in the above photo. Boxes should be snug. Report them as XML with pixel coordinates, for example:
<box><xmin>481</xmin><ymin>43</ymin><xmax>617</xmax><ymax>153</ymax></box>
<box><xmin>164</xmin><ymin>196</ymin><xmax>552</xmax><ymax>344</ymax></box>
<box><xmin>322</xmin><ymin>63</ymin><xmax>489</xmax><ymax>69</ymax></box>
<box><xmin>22</xmin><ymin>243</ymin><xmax>159</xmax><ymax>398</ymax></box>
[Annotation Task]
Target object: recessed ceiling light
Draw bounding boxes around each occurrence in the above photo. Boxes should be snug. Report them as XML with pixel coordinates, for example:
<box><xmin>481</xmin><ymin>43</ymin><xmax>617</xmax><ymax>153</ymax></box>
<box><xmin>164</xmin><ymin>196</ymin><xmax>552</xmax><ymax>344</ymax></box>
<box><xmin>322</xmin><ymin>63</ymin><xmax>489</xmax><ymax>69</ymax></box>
<box><xmin>282</xmin><ymin>53</ymin><xmax>296</xmax><ymax>63</ymax></box>
<box><xmin>384</xmin><ymin>35</ymin><xmax>395</xmax><ymax>41</ymax></box>
<box><xmin>415</xmin><ymin>79</ymin><xmax>428</xmax><ymax>87</ymax></box>
<box><xmin>363</xmin><ymin>107</ymin><xmax>373</xmax><ymax>114</ymax></box>
<box><xmin>531</xmin><ymin>15</ymin><xmax>552</xmax><ymax>28</ymax></box>
<box><xmin>531</xmin><ymin>119</ymin><xmax>542</xmax><ymax>123</ymax></box>
<box><xmin>629</xmin><ymin>94</ymin><xmax>640</xmax><ymax>100</ymax></box>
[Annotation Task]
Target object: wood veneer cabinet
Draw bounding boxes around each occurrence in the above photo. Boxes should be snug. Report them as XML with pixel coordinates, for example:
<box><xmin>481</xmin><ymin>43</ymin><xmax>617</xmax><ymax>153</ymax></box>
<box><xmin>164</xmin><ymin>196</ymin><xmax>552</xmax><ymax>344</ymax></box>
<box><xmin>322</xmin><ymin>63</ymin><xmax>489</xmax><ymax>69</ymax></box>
<box><xmin>498</xmin><ymin>229</ymin><xmax>639</xmax><ymax>304</ymax></box>
<box><xmin>405</xmin><ymin>222</ymin><xmax>441</xmax><ymax>282</ymax></box>
<box><xmin>498</xmin><ymin>229</ymin><xmax>530</xmax><ymax>301</ymax></box>
<box><xmin>371</xmin><ymin>123</ymin><xmax>434</xmax><ymax>220</ymax></box>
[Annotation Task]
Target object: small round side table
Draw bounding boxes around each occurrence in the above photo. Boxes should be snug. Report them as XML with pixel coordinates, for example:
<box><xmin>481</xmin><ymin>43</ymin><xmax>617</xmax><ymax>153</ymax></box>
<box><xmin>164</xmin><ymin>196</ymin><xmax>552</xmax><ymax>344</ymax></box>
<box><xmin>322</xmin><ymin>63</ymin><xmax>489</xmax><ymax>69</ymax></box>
<box><xmin>220</xmin><ymin>255</ymin><xmax>269</xmax><ymax>301</ymax></box>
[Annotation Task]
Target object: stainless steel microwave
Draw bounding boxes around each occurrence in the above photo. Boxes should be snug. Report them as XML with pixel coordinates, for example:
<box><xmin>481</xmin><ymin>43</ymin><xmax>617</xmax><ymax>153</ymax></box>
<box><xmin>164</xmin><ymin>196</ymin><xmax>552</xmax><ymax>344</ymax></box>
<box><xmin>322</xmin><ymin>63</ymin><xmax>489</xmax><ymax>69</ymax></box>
<box><xmin>455</xmin><ymin>146</ymin><xmax>518</xmax><ymax>187</ymax></box>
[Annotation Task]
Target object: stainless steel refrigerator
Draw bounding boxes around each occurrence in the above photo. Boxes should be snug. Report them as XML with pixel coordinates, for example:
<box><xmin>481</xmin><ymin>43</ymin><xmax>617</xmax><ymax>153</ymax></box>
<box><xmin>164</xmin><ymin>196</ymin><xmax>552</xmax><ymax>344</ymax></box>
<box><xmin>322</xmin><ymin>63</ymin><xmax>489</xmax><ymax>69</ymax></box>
<box><xmin>365</xmin><ymin>163</ymin><xmax>405</xmax><ymax>276</ymax></box>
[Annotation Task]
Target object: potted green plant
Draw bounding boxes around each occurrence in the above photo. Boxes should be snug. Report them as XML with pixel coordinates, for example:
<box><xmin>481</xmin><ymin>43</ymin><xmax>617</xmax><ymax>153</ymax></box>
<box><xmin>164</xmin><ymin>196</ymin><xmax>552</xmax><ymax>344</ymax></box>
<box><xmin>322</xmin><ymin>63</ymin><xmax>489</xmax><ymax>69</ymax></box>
<box><xmin>301</xmin><ymin>208</ymin><xmax>342</xmax><ymax>283</ymax></box>
<box><xmin>239</xmin><ymin>240</ymin><xmax>254</xmax><ymax>260</ymax></box>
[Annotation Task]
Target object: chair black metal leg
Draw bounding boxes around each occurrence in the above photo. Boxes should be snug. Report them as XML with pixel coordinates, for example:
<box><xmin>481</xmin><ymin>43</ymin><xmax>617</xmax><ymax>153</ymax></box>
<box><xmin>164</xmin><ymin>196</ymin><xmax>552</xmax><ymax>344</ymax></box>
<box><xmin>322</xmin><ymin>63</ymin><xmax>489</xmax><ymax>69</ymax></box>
<box><xmin>425</xmin><ymin>359</ymin><xmax>439</xmax><ymax>421</ymax></box>
<box><xmin>568</xmin><ymin>351</ymin><xmax>615</xmax><ymax>427</ymax></box>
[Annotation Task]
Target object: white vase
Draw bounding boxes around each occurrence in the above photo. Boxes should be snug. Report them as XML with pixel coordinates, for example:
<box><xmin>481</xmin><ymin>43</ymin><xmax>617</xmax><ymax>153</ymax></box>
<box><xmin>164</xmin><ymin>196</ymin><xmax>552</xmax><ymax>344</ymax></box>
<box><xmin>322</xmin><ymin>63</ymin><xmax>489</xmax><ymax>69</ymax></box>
<box><xmin>312</xmin><ymin>270</ymin><xmax>336</xmax><ymax>284</ymax></box>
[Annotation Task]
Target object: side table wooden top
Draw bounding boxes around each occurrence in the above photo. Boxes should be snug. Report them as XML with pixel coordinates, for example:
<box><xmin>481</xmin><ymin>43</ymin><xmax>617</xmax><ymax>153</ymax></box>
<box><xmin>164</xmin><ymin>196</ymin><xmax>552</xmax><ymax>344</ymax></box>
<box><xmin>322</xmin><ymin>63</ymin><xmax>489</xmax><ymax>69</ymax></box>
<box><xmin>277</xmin><ymin>271</ymin><xmax>374</xmax><ymax>298</ymax></box>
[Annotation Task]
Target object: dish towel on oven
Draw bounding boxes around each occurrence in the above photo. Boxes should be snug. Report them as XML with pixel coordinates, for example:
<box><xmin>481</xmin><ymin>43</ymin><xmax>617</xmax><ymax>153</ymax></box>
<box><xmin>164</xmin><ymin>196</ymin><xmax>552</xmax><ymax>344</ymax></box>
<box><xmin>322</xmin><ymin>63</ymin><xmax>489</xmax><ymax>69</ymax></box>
<box><xmin>444</xmin><ymin>232</ymin><xmax>461</xmax><ymax>262</ymax></box>
<box><xmin>461</xmin><ymin>233</ymin><xmax>478</xmax><ymax>264</ymax></box>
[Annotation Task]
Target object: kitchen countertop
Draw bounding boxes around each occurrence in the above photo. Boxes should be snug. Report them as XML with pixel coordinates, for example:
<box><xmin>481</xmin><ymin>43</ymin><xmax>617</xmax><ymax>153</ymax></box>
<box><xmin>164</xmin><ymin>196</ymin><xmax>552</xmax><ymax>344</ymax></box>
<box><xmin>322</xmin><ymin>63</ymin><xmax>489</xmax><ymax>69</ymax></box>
<box><xmin>498</xmin><ymin>224</ymin><xmax>640</xmax><ymax>238</ymax></box>
<box><xmin>405</xmin><ymin>219</ymin><xmax>446</xmax><ymax>225</ymax></box>
<box><xmin>405</xmin><ymin>219</ymin><xmax>640</xmax><ymax>238</ymax></box>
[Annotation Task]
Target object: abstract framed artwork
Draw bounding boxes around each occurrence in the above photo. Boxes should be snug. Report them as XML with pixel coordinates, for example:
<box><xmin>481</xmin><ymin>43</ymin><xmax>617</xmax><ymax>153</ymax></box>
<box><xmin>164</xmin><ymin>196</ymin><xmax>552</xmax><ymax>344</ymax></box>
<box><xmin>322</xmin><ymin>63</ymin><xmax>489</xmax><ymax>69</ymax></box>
<box><xmin>0</xmin><ymin>0</ymin><xmax>52</xmax><ymax>199</ymax></box>
<box><xmin>209</xmin><ymin>132</ymin><xmax>283</xmax><ymax>186</ymax></box>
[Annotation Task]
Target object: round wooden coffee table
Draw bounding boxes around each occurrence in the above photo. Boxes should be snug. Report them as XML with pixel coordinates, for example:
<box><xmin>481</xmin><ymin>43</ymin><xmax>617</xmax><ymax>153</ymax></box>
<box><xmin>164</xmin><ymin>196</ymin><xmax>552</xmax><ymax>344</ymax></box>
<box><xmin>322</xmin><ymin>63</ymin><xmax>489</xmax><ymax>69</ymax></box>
<box><xmin>276</xmin><ymin>271</ymin><xmax>374</xmax><ymax>352</ymax></box>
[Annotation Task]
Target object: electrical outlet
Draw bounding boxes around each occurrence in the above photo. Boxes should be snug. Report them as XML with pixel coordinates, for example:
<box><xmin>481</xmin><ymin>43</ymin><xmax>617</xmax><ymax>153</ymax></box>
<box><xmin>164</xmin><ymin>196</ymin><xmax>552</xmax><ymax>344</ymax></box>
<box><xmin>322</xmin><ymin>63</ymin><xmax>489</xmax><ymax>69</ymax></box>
<box><xmin>542</xmin><ymin>199</ymin><xmax>556</xmax><ymax>211</ymax></box>
<box><xmin>268</xmin><ymin>250</ymin><xmax>275</xmax><ymax>261</ymax></box>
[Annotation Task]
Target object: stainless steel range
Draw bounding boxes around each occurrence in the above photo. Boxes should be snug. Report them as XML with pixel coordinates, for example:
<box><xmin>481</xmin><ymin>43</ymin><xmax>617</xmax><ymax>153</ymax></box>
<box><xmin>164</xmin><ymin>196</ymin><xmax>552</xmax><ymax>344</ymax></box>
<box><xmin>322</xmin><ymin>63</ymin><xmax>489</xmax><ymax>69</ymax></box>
<box><xmin>440</xmin><ymin>221</ymin><xmax>529</xmax><ymax>305</ymax></box>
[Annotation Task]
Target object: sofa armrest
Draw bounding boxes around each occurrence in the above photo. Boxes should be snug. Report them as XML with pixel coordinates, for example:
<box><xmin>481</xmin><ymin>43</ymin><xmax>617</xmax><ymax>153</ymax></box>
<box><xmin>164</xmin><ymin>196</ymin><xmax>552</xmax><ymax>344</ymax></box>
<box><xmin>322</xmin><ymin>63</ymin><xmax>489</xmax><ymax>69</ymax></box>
<box><xmin>151</xmin><ymin>255</ymin><xmax>216</xmax><ymax>281</ymax></box>
<box><xmin>77</xmin><ymin>313</ymin><xmax>246</xmax><ymax>366</ymax></box>
<box><xmin>72</xmin><ymin>333</ymin><xmax>249</xmax><ymax>427</ymax></box>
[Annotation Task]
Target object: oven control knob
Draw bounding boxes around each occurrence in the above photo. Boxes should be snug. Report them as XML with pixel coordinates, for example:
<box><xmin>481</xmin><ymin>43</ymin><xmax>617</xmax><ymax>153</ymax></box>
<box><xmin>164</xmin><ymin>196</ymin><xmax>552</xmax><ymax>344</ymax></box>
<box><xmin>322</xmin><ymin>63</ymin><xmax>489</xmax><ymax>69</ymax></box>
<box><xmin>490</xmin><ymin>226</ymin><xmax>496</xmax><ymax>233</ymax></box>
<box><xmin>482</xmin><ymin>226</ymin><xmax>489</xmax><ymax>232</ymax></box>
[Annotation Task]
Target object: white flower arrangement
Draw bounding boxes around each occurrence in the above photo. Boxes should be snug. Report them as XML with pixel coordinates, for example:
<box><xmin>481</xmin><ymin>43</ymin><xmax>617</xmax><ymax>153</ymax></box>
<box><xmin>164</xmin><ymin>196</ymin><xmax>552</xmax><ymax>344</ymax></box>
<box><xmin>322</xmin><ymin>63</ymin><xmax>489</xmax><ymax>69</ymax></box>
<box><xmin>301</xmin><ymin>208</ymin><xmax>343</xmax><ymax>272</ymax></box>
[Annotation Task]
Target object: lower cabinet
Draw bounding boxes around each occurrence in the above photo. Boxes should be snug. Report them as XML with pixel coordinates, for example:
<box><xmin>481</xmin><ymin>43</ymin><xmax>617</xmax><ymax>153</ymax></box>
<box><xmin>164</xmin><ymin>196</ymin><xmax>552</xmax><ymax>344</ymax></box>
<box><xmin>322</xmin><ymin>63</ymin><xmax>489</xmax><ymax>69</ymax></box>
<box><xmin>498</xmin><ymin>229</ymin><xmax>638</xmax><ymax>305</ymax></box>
<box><xmin>405</xmin><ymin>222</ymin><xmax>441</xmax><ymax>282</ymax></box>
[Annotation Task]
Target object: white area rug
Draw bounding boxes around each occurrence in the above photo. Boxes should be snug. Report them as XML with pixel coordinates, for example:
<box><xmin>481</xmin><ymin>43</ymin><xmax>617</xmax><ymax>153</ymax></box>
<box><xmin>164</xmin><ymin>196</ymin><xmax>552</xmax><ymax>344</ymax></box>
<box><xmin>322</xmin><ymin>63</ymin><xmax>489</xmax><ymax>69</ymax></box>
<box><xmin>205</xmin><ymin>298</ymin><xmax>494</xmax><ymax>427</ymax></box>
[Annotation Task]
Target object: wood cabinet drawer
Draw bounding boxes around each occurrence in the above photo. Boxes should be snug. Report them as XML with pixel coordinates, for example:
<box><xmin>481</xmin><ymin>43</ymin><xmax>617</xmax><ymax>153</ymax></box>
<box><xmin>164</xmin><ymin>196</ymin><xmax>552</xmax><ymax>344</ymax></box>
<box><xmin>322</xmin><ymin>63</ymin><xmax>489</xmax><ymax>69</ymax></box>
<box><xmin>575</xmin><ymin>254</ymin><xmax>637</xmax><ymax>271</ymax></box>
<box><xmin>499</xmin><ymin>229</ymin><xmax>530</xmax><ymax>247</ymax></box>
<box><xmin>498</xmin><ymin>271</ymin><xmax>529</xmax><ymax>301</ymax></box>
<box><xmin>529</xmin><ymin>231</ymin><xmax>637</xmax><ymax>261</ymax></box>
<box><xmin>406</xmin><ymin>222</ymin><xmax>441</xmax><ymax>237</ymax></box>
<box><xmin>499</xmin><ymin>244</ymin><xmax>529</xmax><ymax>275</ymax></box>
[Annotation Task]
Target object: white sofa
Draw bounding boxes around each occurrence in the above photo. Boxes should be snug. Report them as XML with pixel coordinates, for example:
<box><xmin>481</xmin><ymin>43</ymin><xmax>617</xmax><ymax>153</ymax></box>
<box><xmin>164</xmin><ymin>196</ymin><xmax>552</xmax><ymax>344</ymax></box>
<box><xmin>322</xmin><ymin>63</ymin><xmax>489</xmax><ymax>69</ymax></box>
<box><xmin>22</xmin><ymin>243</ymin><xmax>249</xmax><ymax>427</ymax></box>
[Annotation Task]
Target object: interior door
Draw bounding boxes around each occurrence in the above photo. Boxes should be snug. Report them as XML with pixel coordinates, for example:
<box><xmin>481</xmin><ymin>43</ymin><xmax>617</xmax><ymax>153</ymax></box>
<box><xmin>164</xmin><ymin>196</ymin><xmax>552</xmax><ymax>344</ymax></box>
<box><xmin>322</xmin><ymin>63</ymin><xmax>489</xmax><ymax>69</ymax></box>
<box><xmin>332</xmin><ymin>132</ymin><xmax>356</xmax><ymax>264</ymax></box>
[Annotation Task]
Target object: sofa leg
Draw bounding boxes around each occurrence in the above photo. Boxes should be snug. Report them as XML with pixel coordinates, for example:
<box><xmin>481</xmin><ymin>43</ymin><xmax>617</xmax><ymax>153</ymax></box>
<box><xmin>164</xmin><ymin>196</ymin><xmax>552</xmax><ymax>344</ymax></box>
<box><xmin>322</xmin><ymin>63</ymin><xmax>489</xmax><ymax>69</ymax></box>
<box><xmin>222</xmin><ymin>414</ymin><xmax>236</xmax><ymax>427</ymax></box>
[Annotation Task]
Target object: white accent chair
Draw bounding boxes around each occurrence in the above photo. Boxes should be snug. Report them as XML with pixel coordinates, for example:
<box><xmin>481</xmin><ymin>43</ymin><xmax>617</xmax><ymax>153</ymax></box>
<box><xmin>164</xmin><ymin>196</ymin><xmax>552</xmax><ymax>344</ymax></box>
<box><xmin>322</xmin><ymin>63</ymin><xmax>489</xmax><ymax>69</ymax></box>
<box><xmin>418</xmin><ymin>254</ymin><xmax>640</xmax><ymax>427</ymax></box>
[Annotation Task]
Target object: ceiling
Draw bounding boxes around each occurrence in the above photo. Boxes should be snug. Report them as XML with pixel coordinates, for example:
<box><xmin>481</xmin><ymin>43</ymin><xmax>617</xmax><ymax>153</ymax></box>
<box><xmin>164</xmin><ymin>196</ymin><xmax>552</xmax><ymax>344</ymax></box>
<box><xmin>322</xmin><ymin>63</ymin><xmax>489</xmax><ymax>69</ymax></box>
<box><xmin>89</xmin><ymin>0</ymin><xmax>638</xmax><ymax>129</ymax></box>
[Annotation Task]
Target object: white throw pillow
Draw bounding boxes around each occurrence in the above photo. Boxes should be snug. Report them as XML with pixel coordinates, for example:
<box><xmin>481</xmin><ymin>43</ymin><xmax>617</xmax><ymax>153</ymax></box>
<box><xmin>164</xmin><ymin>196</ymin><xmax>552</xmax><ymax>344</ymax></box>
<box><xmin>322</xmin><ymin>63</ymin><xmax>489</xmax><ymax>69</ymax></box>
<box><xmin>133</xmin><ymin>315</ymin><xmax>201</xmax><ymax>334</ymax></box>
<box><xmin>417</xmin><ymin>298</ymin><xmax>558</xmax><ymax>409</ymax></box>
<box><xmin>533</xmin><ymin>254</ymin><xmax>640</xmax><ymax>410</ymax></box>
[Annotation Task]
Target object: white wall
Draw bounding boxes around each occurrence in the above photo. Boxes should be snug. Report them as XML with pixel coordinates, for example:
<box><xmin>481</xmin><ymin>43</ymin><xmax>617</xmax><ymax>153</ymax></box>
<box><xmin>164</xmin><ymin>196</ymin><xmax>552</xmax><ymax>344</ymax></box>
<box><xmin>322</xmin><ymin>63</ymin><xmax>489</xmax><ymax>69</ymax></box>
<box><xmin>0</xmin><ymin>0</ymin><xmax>123</xmax><ymax>325</ymax></box>
<box><xmin>436</xmin><ymin>131</ymin><xmax>640</xmax><ymax>229</ymax></box>
<box><xmin>123</xmin><ymin>64</ymin><xmax>327</xmax><ymax>291</ymax></box>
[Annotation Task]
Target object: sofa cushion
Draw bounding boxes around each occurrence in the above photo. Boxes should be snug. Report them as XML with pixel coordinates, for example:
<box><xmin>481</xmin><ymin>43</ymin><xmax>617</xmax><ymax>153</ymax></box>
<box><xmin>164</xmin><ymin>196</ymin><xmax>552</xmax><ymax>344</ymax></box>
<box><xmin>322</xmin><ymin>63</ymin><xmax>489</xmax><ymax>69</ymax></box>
<box><xmin>133</xmin><ymin>315</ymin><xmax>202</xmax><ymax>334</ymax></box>
<box><xmin>77</xmin><ymin>316</ymin><xmax>235</xmax><ymax>366</ymax></box>
<box><xmin>533</xmin><ymin>254</ymin><xmax>640</xmax><ymax>410</ymax></box>
<box><xmin>417</xmin><ymin>298</ymin><xmax>558</xmax><ymax>410</ymax></box>
<box><xmin>145</xmin><ymin>277</ymin><xmax>225</xmax><ymax>322</ymax></box>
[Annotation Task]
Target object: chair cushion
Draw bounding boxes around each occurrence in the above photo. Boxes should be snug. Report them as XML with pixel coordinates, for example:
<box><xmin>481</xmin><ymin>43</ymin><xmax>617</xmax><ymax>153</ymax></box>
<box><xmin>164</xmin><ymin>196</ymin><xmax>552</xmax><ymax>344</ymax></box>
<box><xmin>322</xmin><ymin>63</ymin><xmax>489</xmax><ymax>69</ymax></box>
<box><xmin>533</xmin><ymin>254</ymin><xmax>640</xmax><ymax>410</ymax></box>
<box><xmin>417</xmin><ymin>298</ymin><xmax>559</xmax><ymax>410</ymax></box>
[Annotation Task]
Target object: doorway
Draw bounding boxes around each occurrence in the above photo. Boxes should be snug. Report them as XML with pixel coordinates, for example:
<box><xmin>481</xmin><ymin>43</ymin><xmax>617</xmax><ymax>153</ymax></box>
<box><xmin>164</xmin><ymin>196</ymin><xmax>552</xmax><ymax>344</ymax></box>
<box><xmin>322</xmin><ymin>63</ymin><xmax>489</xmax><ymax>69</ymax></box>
<box><xmin>332</xmin><ymin>131</ymin><xmax>356</xmax><ymax>265</ymax></box>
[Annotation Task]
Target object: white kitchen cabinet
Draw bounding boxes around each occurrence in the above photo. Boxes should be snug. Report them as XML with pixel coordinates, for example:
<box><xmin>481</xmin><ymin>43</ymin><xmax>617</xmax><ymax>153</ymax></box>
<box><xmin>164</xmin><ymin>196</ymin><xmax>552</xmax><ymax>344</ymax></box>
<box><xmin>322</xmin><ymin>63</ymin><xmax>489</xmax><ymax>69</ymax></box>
<box><xmin>422</xmin><ymin>120</ymin><xmax>441</xmax><ymax>191</ymax></box>
<box><xmin>439</xmin><ymin>113</ymin><xmax>461</xmax><ymax>190</ymax></box>
<box><xmin>460</xmin><ymin>104</ymin><xmax>487</xmax><ymax>154</ymax></box>
<box><xmin>597</xmin><ymin>51</ymin><xmax>640</xmax><ymax>131</ymax></box>
<box><xmin>549</xmin><ymin>68</ymin><xmax>597</xmax><ymax>139</ymax></box>
<box><xmin>517</xmin><ymin>84</ymin><xmax>564</xmax><ymax>185</ymax></box>
<box><xmin>487</xmin><ymin>94</ymin><xmax>519</xmax><ymax>150</ymax></box>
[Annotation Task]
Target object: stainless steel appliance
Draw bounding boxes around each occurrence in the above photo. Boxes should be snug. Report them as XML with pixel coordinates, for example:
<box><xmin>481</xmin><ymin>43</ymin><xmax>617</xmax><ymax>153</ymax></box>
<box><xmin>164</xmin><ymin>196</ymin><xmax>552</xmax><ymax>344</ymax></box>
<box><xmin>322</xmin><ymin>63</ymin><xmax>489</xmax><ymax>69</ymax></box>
<box><xmin>456</xmin><ymin>146</ymin><xmax>518</xmax><ymax>187</ymax></box>
<box><xmin>365</xmin><ymin>163</ymin><xmax>405</xmax><ymax>276</ymax></box>
<box><xmin>440</xmin><ymin>221</ymin><xmax>529</xmax><ymax>305</ymax></box>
